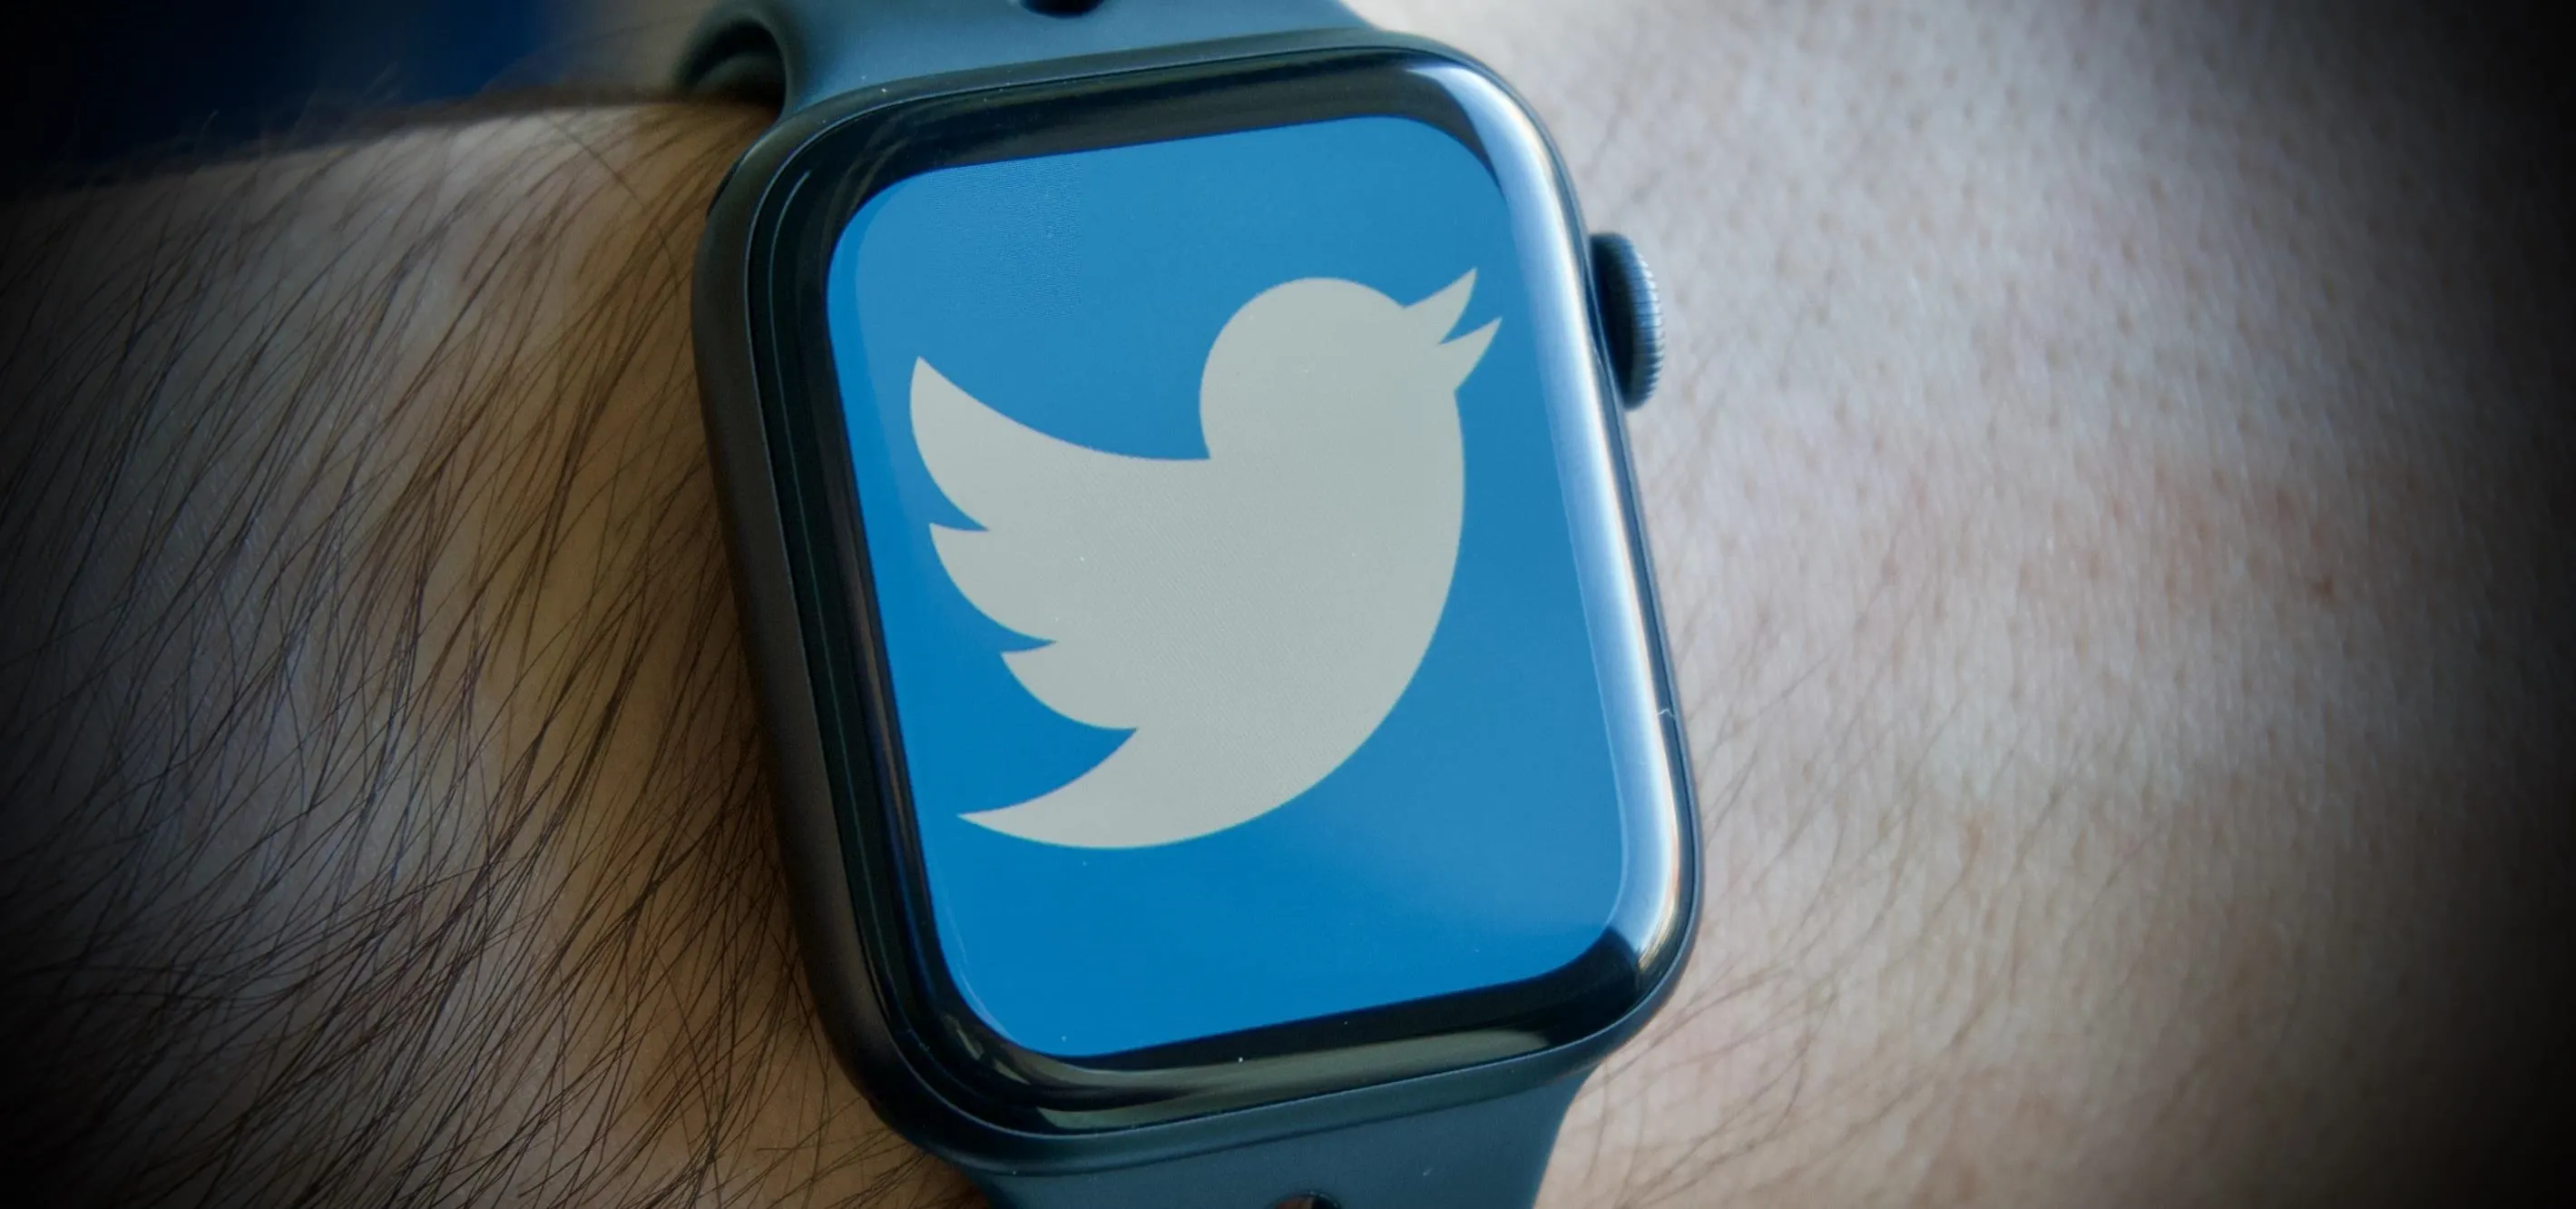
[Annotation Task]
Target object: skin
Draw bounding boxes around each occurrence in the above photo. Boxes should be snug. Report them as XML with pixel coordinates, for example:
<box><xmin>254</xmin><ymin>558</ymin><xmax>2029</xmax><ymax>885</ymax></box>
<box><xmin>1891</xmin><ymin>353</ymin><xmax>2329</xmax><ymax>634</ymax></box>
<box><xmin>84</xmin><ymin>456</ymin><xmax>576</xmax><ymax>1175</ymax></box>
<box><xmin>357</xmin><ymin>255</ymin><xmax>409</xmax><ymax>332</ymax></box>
<box><xmin>0</xmin><ymin>0</ymin><xmax>2567</xmax><ymax>1204</ymax></box>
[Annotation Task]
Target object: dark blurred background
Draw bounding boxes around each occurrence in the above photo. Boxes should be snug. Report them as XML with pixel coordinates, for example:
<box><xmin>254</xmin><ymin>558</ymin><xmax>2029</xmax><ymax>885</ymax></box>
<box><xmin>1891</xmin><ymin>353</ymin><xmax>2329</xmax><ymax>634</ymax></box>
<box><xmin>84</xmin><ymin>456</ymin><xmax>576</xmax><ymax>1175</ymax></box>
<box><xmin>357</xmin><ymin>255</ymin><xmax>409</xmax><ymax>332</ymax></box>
<box><xmin>0</xmin><ymin>0</ymin><xmax>705</xmax><ymax>191</ymax></box>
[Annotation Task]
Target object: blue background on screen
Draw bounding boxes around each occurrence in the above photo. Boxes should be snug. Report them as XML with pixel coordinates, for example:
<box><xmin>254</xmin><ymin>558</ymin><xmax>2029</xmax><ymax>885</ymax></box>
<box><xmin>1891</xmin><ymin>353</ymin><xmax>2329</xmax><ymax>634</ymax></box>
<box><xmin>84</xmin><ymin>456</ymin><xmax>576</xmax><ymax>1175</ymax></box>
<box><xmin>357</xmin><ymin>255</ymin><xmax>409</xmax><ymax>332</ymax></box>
<box><xmin>827</xmin><ymin>116</ymin><xmax>1623</xmax><ymax>1057</ymax></box>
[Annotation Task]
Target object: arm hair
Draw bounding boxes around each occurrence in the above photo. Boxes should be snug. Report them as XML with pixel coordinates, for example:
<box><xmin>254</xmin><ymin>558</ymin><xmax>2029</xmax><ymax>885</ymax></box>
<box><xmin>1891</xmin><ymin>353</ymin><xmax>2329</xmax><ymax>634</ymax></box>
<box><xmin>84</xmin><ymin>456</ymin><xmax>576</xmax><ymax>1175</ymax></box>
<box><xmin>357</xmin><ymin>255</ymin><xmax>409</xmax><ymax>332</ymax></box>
<box><xmin>0</xmin><ymin>103</ymin><xmax>970</xmax><ymax>1208</ymax></box>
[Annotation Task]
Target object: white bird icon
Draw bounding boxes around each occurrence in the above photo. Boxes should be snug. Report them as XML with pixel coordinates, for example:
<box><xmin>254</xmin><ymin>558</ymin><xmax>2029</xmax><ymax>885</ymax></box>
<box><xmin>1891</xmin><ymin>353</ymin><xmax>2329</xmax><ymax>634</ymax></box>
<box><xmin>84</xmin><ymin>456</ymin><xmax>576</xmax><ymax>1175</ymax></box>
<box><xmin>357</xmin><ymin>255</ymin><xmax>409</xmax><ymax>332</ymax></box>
<box><xmin>913</xmin><ymin>271</ymin><xmax>1498</xmax><ymax>849</ymax></box>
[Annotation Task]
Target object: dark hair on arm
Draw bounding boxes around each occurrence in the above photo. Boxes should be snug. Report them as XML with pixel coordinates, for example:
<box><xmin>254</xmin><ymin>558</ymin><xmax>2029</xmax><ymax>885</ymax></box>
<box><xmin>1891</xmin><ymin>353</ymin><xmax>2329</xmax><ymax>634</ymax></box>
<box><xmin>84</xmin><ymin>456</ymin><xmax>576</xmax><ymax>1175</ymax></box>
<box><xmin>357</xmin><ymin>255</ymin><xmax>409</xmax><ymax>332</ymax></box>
<box><xmin>0</xmin><ymin>104</ymin><xmax>968</xmax><ymax>1208</ymax></box>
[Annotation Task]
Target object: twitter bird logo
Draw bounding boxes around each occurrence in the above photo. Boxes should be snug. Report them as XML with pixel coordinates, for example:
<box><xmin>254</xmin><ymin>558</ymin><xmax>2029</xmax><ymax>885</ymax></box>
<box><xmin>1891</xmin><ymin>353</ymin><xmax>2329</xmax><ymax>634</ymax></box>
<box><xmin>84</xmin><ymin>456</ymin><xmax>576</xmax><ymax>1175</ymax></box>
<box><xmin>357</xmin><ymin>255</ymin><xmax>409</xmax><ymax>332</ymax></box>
<box><xmin>912</xmin><ymin>271</ymin><xmax>1499</xmax><ymax>849</ymax></box>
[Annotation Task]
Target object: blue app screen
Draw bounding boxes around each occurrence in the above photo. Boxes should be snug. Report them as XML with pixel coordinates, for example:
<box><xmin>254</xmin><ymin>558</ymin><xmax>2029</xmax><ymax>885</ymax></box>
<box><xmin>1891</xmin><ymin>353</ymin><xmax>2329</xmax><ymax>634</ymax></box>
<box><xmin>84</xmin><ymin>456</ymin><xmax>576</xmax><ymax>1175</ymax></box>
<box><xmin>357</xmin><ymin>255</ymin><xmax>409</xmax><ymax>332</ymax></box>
<box><xmin>827</xmin><ymin>115</ymin><xmax>1628</xmax><ymax>1057</ymax></box>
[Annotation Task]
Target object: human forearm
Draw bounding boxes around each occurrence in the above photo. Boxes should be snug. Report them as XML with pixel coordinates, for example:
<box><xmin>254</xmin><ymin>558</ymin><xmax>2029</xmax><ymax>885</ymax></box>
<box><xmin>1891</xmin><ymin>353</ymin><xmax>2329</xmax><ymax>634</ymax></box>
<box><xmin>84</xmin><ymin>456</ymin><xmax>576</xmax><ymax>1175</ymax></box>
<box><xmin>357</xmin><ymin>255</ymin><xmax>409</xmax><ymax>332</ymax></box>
<box><xmin>5</xmin><ymin>1</ymin><xmax>2572</xmax><ymax>1204</ymax></box>
<box><xmin>0</xmin><ymin>104</ymin><xmax>979</xmax><ymax>1206</ymax></box>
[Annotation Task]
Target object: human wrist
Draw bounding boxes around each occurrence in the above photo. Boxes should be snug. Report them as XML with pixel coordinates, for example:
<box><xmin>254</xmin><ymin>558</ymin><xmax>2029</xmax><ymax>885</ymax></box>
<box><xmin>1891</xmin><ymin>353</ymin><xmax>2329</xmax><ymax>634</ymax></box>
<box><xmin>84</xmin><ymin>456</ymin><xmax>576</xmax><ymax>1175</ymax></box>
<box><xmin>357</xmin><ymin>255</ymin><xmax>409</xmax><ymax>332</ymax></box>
<box><xmin>0</xmin><ymin>103</ymin><xmax>973</xmax><ymax>1206</ymax></box>
<box><xmin>8</xmin><ymin>2</ymin><xmax>2570</xmax><ymax>1194</ymax></box>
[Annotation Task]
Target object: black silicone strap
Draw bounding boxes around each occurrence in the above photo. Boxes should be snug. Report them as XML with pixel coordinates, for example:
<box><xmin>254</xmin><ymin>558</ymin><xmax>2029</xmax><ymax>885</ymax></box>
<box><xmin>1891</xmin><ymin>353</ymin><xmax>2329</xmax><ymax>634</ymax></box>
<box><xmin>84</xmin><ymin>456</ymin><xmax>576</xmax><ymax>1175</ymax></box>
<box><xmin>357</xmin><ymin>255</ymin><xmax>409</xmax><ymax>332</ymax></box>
<box><xmin>976</xmin><ymin>1075</ymin><xmax>1587</xmax><ymax>1209</ymax></box>
<box><xmin>678</xmin><ymin>0</ymin><xmax>1364</xmax><ymax>112</ymax></box>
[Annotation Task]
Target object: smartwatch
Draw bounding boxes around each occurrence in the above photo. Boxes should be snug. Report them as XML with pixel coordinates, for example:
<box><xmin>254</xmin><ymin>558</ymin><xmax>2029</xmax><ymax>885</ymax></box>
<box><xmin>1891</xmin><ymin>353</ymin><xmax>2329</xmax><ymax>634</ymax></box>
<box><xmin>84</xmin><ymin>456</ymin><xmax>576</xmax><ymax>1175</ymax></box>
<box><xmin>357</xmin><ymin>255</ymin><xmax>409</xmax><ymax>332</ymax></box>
<box><xmin>676</xmin><ymin>4</ymin><xmax>1697</xmax><ymax>1206</ymax></box>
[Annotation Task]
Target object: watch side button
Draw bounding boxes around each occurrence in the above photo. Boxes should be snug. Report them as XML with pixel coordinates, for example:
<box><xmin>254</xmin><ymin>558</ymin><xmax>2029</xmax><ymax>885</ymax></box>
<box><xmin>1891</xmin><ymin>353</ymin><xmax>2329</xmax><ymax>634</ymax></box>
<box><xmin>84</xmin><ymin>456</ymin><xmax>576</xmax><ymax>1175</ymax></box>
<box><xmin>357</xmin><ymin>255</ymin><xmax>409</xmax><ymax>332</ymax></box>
<box><xmin>1589</xmin><ymin>231</ymin><xmax>1664</xmax><ymax>408</ymax></box>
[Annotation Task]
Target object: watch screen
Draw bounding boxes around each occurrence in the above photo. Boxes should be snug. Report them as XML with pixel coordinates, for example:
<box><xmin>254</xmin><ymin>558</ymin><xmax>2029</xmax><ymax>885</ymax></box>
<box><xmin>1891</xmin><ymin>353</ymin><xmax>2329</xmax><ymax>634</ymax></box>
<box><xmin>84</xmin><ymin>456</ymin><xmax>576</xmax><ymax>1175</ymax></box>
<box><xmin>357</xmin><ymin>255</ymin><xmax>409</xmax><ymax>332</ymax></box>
<box><xmin>823</xmin><ymin>96</ymin><xmax>1633</xmax><ymax>1058</ymax></box>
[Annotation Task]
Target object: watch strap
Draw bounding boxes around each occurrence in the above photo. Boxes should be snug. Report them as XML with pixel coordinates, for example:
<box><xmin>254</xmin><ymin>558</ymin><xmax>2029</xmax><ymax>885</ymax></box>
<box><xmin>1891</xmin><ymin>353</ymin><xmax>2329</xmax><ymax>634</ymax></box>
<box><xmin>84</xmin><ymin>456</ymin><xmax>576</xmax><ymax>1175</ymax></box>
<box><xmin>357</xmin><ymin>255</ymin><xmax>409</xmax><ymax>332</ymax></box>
<box><xmin>976</xmin><ymin>1074</ymin><xmax>1587</xmax><ymax>1209</ymax></box>
<box><xmin>678</xmin><ymin>0</ymin><xmax>1364</xmax><ymax>112</ymax></box>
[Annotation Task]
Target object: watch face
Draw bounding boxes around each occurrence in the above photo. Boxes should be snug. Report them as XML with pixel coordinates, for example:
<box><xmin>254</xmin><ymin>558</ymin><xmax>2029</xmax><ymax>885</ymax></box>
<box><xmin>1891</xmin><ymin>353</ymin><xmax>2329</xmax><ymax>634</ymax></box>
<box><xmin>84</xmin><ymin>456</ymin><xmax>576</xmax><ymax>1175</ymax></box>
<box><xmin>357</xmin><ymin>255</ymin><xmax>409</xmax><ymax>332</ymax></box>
<box><xmin>749</xmin><ymin>44</ymin><xmax>1691</xmax><ymax>1130</ymax></box>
